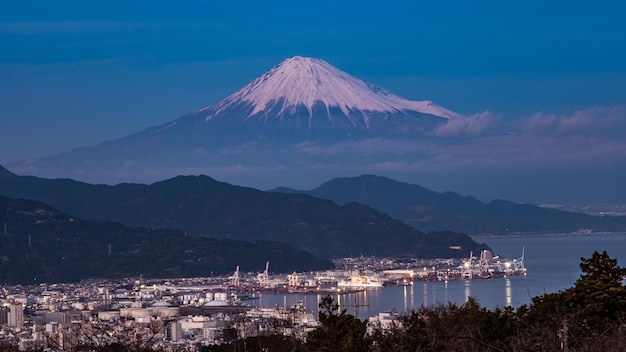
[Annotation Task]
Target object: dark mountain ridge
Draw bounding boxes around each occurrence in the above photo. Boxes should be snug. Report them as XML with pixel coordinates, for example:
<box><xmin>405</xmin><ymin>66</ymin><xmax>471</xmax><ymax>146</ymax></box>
<box><xmin>0</xmin><ymin>166</ymin><xmax>487</xmax><ymax>259</ymax></box>
<box><xmin>276</xmin><ymin>175</ymin><xmax>626</xmax><ymax>234</ymax></box>
<box><xmin>0</xmin><ymin>194</ymin><xmax>332</xmax><ymax>285</ymax></box>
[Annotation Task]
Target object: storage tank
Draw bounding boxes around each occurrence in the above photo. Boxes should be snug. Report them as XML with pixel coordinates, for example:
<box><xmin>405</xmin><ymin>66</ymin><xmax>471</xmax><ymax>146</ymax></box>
<box><xmin>153</xmin><ymin>307</ymin><xmax>179</xmax><ymax>318</ymax></box>
<box><xmin>216</xmin><ymin>292</ymin><xmax>228</xmax><ymax>301</ymax></box>
<box><xmin>98</xmin><ymin>311</ymin><xmax>121</xmax><ymax>321</ymax></box>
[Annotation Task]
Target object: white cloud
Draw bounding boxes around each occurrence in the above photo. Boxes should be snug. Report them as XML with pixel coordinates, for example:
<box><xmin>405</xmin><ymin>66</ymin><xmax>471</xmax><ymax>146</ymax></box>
<box><xmin>292</xmin><ymin>106</ymin><xmax>626</xmax><ymax>173</ymax></box>
<box><xmin>557</xmin><ymin>106</ymin><xmax>624</xmax><ymax>135</ymax></box>
<box><xmin>518</xmin><ymin>112</ymin><xmax>557</xmax><ymax>134</ymax></box>
<box><xmin>518</xmin><ymin>106</ymin><xmax>625</xmax><ymax>136</ymax></box>
<box><xmin>434</xmin><ymin>111</ymin><xmax>493</xmax><ymax>137</ymax></box>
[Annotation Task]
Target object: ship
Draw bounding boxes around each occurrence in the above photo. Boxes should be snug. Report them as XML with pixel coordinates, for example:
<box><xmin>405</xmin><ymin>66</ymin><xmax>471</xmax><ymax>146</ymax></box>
<box><xmin>337</xmin><ymin>271</ymin><xmax>384</xmax><ymax>288</ymax></box>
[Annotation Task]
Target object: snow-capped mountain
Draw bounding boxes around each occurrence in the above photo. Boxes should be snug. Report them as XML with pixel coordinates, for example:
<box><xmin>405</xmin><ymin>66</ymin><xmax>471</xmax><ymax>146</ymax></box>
<box><xmin>209</xmin><ymin>56</ymin><xmax>458</xmax><ymax>121</ymax></box>
<box><xmin>9</xmin><ymin>56</ymin><xmax>463</xmax><ymax>185</ymax></box>
<box><xmin>148</xmin><ymin>56</ymin><xmax>459</xmax><ymax>142</ymax></box>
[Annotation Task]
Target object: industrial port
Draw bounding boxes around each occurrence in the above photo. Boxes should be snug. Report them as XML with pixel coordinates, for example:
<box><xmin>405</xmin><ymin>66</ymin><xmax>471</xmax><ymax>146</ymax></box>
<box><xmin>0</xmin><ymin>250</ymin><xmax>526</xmax><ymax>350</ymax></box>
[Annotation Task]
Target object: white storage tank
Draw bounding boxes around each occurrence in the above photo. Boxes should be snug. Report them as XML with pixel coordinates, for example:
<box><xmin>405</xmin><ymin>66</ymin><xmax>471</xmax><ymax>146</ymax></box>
<box><xmin>216</xmin><ymin>292</ymin><xmax>227</xmax><ymax>301</ymax></box>
<box><xmin>98</xmin><ymin>311</ymin><xmax>121</xmax><ymax>321</ymax></box>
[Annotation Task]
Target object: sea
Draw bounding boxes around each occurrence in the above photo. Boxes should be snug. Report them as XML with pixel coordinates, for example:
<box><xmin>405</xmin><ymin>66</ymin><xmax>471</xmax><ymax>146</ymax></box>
<box><xmin>250</xmin><ymin>233</ymin><xmax>626</xmax><ymax>319</ymax></box>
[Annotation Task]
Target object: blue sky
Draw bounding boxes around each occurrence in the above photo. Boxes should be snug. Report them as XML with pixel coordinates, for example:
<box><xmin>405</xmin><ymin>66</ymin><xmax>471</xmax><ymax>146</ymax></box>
<box><xmin>1</xmin><ymin>1</ymin><xmax>626</xmax><ymax>202</ymax></box>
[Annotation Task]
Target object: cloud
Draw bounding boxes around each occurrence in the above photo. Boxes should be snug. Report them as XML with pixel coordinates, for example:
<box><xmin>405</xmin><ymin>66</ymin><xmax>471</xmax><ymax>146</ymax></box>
<box><xmin>9</xmin><ymin>105</ymin><xmax>626</xmax><ymax>201</ymax></box>
<box><xmin>518</xmin><ymin>106</ymin><xmax>625</xmax><ymax>136</ymax></box>
<box><xmin>518</xmin><ymin>112</ymin><xmax>557</xmax><ymax>134</ymax></box>
<box><xmin>434</xmin><ymin>111</ymin><xmax>493</xmax><ymax>137</ymax></box>
<box><xmin>557</xmin><ymin>106</ymin><xmax>624</xmax><ymax>135</ymax></box>
<box><xmin>291</xmin><ymin>106</ymin><xmax>626</xmax><ymax>174</ymax></box>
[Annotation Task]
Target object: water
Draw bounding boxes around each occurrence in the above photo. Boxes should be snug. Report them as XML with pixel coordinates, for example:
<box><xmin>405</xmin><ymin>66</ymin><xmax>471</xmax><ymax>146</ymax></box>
<box><xmin>251</xmin><ymin>233</ymin><xmax>626</xmax><ymax>319</ymax></box>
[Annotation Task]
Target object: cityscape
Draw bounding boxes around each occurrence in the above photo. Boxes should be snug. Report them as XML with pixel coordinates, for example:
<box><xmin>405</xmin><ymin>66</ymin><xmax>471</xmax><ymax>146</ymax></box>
<box><xmin>0</xmin><ymin>251</ymin><xmax>529</xmax><ymax>350</ymax></box>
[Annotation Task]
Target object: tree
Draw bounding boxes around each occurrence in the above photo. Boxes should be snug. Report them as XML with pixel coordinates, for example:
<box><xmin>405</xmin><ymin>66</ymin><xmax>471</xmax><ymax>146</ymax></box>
<box><xmin>517</xmin><ymin>251</ymin><xmax>626</xmax><ymax>351</ymax></box>
<box><xmin>305</xmin><ymin>295</ymin><xmax>369</xmax><ymax>352</ymax></box>
<box><xmin>579</xmin><ymin>250</ymin><xmax>626</xmax><ymax>284</ymax></box>
<box><xmin>570</xmin><ymin>251</ymin><xmax>626</xmax><ymax>330</ymax></box>
<box><xmin>203</xmin><ymin>335</ymin><xmax>304</xmax><ymax>352</ymax></box>
<box><xmin>0</xmin><ymin>342</ymin><xmax>19</xmax><ymax>352</ymax></box>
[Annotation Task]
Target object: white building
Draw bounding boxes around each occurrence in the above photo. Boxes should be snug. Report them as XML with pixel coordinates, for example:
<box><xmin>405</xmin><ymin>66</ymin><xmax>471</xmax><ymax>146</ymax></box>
<box><xmin>8</xmin><ymin>303</ymin><xmax>23</xmax><ymax>328</ymax></box>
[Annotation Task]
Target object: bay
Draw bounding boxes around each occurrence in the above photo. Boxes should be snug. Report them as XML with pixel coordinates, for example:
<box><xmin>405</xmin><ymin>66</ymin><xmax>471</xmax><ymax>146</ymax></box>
<box><xmin>251</xmin><ymin>233</ymin><xmax>626</xmax><ymax>319</ymax></box>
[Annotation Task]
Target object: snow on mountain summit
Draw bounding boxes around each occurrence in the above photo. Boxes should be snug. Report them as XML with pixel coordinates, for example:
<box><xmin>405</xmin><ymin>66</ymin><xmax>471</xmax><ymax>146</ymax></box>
<box><xmin>206</xmin><ymin>56</ymin><xmax>459</xmax><ymax>122</ymax></box>
<box><xmin>148</xmin><ymin>56</ymin><xmax>462</xmax><ymax>141</ymax></box>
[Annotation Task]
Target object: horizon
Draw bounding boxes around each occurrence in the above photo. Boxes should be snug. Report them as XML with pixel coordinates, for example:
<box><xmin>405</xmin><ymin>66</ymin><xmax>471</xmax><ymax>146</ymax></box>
<box><xmin>1</xmin><ymin>1</ymin><xmax>625</xmax><ymax>204</ymax></box>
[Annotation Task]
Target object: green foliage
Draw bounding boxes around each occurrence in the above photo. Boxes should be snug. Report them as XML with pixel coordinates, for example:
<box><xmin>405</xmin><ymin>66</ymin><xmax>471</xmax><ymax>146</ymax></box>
<box><xmin>0</xmin><ymin>342</ymin><xmax>19</xmax><ymax>352</ymax></box>
<box><xmin>305</xmin><ymin>296</ymin><xmax>370</xmax><ymax>352</ymax></box>
<box><xmin>512</xmin><ymin>250</ymin><xmax>626</xmax><ymax>351</ymax></box>
<box><xmin>570</xmin><ymin>251</ymin><xmax>626</xmax><ymax>330</ymax></box>
<box><xmin>384</xmin><ymin>298</ymin><xmax>514</xmax><ymax>352</ymax></box>
<box><xmin>579</xmin><ymin>250</ymin><xmax>626</xmax><ymax>284</ymax></box>
<box><xmin>202</xmin><ymin>335</ymin><xmax>304</xmax><ymax>352</ymax></box>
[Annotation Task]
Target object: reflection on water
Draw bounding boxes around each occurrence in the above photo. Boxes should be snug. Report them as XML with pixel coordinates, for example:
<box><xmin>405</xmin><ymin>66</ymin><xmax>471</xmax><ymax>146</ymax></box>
<box><xmin>505</xmin><ymin>278</ymin><xmax>512</xmax><ymax>307</ymax></box>
<box><xmin>254</xmin><ymin>277</ymin><xmax>526</xmax><ymax>320</ymax></box>
<box><xmin>255</xmin><ymin>275</ymin><xmax>529</xmax><ymax>320</ymax></box>
<box><xmin>253</xmin><ymin>234</ymin><xmax>626</xmax><ymax>318</ymax></box>
<box><xmin>402</xmin><ymin>284</ymin><xmax>415</xmax><ymax>312</ymax></box>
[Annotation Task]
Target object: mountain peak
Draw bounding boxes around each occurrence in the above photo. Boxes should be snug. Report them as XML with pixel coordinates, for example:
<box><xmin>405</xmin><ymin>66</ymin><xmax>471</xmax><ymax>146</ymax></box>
<box><xmin>281</xmin><ymin>55</ymin><xmax>317</xmax><ymax>65</ymax></box>
<box><xmin>13</xmin><ymin>57</ymin><xmax>467</xmax><ymax>183</ymax></box>
<box><xmin>201</xmin><ymin>56</ymin><xmax>460</xmax><ymax>126</ymax></box>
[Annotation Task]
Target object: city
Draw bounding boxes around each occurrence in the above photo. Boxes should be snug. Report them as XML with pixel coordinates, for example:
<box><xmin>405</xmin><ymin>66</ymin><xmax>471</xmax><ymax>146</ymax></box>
<box><xmin>0</xmin><ymin>251</ymin><xmax>526</xmax><ymax>350</ymax></box>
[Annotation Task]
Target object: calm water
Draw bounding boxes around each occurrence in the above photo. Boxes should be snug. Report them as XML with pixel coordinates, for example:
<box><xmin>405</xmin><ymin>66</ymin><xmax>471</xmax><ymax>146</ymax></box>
<box><xmin>251</xmin><ymin>233</ymin><xmax>626</xmax><ymax>319</ymax></box>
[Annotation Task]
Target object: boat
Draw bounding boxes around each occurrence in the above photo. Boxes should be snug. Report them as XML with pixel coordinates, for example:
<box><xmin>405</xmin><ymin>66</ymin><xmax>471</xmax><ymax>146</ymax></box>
<box><xmin>337</xmin><ymin>272</ymin><xmax>384</xmax><ymax>288</ymax></box>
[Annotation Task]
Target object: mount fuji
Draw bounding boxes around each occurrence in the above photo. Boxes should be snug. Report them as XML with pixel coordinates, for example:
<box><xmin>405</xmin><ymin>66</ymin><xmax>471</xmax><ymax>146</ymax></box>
<box><xmin>10</xmin><ymin>56</ymin><xmax>462</xmax><ymax>186</ymax></box>
<box><xmin>145</xmin><ymin>56</ymin><xmax>458</xmax><ymax>143</ymax></box>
